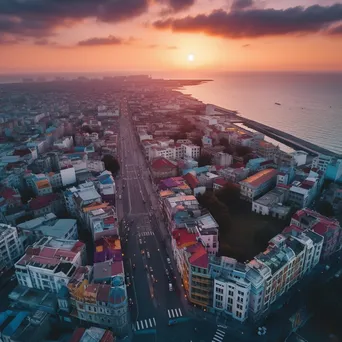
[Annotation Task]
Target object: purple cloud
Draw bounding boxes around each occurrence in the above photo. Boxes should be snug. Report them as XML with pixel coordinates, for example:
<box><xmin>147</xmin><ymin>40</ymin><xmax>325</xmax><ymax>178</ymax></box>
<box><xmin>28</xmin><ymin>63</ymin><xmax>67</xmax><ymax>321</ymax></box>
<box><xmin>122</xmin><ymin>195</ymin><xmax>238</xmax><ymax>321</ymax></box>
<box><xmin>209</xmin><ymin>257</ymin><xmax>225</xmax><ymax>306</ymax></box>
<box><xmin>153</xmin><ymin>4</ymin><xmax>342</xmax><ymax>38</ymax></box>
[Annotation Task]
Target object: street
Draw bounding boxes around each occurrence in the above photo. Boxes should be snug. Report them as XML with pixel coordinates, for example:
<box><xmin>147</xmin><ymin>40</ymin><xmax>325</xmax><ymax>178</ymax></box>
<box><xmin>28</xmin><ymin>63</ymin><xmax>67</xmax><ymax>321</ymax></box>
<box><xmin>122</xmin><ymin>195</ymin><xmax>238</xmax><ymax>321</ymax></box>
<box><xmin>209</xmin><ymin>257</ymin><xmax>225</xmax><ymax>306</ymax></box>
<box><xmin>116</xmin><ymin>99</ymin><xmax>221</xmax><ymax>342</ymax></box>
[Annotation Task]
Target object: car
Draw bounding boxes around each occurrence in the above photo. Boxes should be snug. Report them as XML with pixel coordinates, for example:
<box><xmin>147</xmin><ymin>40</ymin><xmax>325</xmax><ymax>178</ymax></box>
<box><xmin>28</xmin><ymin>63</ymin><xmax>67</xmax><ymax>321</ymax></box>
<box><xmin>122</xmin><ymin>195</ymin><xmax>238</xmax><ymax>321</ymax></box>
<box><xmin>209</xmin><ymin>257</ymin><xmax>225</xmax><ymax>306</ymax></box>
<box><xmin>132</xmin><ymin>263</ymin><xmax>136</xmax><ymax>269</ymax></box>
<box><xmin>165</xmin><ymin>269</ymin><xmax>169</xmax><ymax>276</ymax></box>
<box><xmin>119</xmin><ymin>195</ymin><xmax>122</xmax><ymax>200</ymax></box>
<box><xmin>149</xmin><ymin>266</ymin><xmax>153</xmax><ymax>273</ymax></box>
<box><xmin>10</xmin><ymin>275</ymin><xmax>16</xmax><ymax>281</ymax></box>
<box><xmin>168</xmin><ymin>283</ymin><xmax>173</xmax><ymax>292</ymax></box>
<box><xmin>167</xmin><ymin>258</ymin><xmax>171</xmax><ymax>265</ymax></box>
<box><xmin>147</xmin><ymin>251</ymin><xmax>150</xmax><ymax>259</ymax></box>
<box><xmin>129</xmin><ymin>298</ymin><xmax>133</xmax><ymax>306</ymax></box>
<box><xmin>126</xmin><ymin>276</ymin><xmax>131</xmax><ymax>286</ymax></box>
<box><xmin>141</xmin><ymin>249</ymin><xmax>145</xmax><ymax>255</ymax></box>
<box><xmin>139</xmin><ymin>239</ymin><xmax>142</xmax><ymax>245</ymax></box>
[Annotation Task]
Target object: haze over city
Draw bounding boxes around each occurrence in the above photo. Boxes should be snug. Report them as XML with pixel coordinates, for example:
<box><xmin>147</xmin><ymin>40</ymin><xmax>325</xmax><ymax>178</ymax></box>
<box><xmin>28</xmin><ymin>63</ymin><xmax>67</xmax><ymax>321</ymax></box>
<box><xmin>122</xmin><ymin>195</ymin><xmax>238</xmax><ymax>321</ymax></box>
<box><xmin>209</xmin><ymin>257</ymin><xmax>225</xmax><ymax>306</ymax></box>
<box><xmin>1</xmin><ymin>0</ymin><xmax>342</xmax><ymax>73</ymax></box>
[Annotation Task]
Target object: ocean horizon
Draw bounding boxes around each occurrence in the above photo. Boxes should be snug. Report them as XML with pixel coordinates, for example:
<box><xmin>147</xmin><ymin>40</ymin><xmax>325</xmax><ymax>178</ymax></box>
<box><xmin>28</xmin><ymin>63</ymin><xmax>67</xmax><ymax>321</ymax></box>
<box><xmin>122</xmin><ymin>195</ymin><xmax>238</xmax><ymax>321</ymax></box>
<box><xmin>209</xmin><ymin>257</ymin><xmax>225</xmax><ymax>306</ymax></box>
<box><xmin>1</xmin><ymin>71</ymin><xmax>341</xmax><ymax>155</ymax></box>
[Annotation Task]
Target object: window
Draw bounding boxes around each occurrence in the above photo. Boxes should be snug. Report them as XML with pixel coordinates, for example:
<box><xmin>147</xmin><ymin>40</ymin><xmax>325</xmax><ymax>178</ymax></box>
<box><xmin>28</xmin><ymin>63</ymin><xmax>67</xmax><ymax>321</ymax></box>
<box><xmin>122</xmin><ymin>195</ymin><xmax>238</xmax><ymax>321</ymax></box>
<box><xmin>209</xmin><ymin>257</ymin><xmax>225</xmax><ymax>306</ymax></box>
<box><xmin>237</xmin><ymin>304</ymin><xmax>243</xmax><ymax>310</ymax></box>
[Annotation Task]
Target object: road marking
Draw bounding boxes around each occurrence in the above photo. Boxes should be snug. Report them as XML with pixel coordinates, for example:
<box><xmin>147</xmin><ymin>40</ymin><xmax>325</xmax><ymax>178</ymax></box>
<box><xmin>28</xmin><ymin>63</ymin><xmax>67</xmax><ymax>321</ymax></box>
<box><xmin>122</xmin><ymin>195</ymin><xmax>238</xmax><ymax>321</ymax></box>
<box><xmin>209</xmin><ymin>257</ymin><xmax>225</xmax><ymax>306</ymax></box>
<box><xmin>216</xmin><ymin>330</ymin><xmax>225</xmax><ymax>337</ymax></box>
<box><xmin>178</xmin><ymin>308</ymin><xmax>182</xmax><ymax>316</ymax></box>
<box><xmin>153</xmin><ymin>318</ymin><xmax>156</xmax><ymax>325</ymax></box>
<box><xmin>213</xmin><ymin>337</ymin><xmax>223</xmax><ymax>342</ymax></box>
<box><xmin>167</xmin><ymin>309</ymin><xmax>171</xmax><ymax>317</ymax></box>
<box><xmin>144</xmin><ymin>319</ymin><xmax>148</xmax><ymax>328</ymax></box>
<box><xmin>149</xmin><ymin>319</ymin><xmax>152</xmax><ymax>327</ymax></box>
<box><xmin>136</xmin><ymin>321</ymin><xmax>140</xmax><ymax>330</ymax></box>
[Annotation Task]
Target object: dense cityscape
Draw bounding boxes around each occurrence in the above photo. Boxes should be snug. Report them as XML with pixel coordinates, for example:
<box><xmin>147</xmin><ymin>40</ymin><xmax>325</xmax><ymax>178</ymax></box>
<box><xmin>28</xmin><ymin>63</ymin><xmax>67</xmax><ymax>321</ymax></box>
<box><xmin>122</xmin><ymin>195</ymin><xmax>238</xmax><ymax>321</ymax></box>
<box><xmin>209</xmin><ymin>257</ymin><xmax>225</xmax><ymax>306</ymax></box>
<box><xmin>0</xmin><ymin>75</ymin><xmax>341</xmax><ymax>342</ymax></box>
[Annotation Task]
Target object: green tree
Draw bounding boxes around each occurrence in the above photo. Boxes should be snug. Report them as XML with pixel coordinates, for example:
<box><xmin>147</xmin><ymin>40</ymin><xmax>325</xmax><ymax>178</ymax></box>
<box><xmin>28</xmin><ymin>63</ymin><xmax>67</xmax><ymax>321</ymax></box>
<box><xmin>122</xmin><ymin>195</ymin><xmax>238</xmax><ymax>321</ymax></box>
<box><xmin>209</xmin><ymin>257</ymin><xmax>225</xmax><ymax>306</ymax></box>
<box><xmin>102</xmin><ymin>155</ymin><xmax>120</xmax><ymax>175</ymax></box>
<box><xmin>316</xmin><ymin>200</ymin><xmax>334</xmax><ymax>217</ymax></box>
<box><xmin>216</xmin><ymin>182</ymin><xmax>241</xmax><ymax>209</ymax></box>
<box><xmin>197</xmin><ymin>153</ymin><xmax>212</xmax><ymax>167</ymax></box>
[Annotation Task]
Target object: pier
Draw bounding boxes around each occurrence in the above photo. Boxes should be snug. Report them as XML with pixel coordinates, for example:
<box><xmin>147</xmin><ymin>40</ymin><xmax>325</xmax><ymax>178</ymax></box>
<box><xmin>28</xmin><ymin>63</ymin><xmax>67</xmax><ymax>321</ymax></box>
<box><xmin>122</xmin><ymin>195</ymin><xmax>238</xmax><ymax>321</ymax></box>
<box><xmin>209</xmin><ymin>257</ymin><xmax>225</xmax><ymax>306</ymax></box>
<box><xmin>241</xmin><ymin>118</ymin><xmax>341</xmax><ymax>158</ymax></box>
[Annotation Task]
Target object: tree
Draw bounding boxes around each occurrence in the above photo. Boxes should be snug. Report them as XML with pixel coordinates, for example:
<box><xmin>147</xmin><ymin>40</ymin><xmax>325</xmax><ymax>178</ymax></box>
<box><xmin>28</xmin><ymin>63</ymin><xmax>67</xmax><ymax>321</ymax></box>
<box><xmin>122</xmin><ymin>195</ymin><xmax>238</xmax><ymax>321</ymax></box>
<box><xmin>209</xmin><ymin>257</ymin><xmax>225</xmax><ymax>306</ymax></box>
<box><xmin>197</xmin><ymin>154</ymin><xmax>212</xmax><ymax>167</ymax></box>
<box><xmin>219</xmin><ymin>137</ymin><xmax>229</xmax><ymax>147</ymax></box>
<box><xmin>82</xmin><ymin>125</ymin><xmax>92</xmax><ymax>134</ymax></box>
<box><xmin>235</xmin><ymin>145</ymin><xmax>253</xmax><ymax>157</ymax></box>
<box><xmin>191</xmin><ymin>137</ymin><xmax>203</xmax><ymax>147</ymax></box>
<box><xmin>216</xmin><ymin>183</ymin><xmax>241</xmax><ymax>209</ymax></box>
<box><xmin>316</xmin><ymin>200</ymin><xmax>334</xmax><ymax>217</ymax></box>
<box><xmin>102</xmin><ymin>155</ymin><xmax>120</xmax><ymax>175</ymax></box>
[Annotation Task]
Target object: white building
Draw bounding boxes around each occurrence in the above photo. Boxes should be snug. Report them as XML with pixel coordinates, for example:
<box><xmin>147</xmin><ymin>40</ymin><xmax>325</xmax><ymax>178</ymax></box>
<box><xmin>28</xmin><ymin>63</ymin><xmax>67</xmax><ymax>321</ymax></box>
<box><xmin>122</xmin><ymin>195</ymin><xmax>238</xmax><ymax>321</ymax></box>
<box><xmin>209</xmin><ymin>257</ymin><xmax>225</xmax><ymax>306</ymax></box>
<box><xmin>195</xmin><ymin>214</ymin><xmax>219</xmax><ymax>255</ymax></box>
<box><xmin>15</xmin><ymin>237</ymin><xmax>85</xmax><ymax>293</ymax></box>
<box><xmin>149</xmin><ymin>146</ymin><xmax>176</xmax><ymax>161</ymax></box>
<box><xmin>210</xmin><ymin>257</ymin><xmax>251</xmax><ymax>322</ymax></box>
<box><xmin>213</xmin><ymin>152</ymin><xmax>233</xmax><ymax>167</ymax></box>
<box><xmin>139</xmin><ymin>133</ymin><xmax>153</xmax><ymax>142</ymax></box>
<box><xmin>0</xmin><ymin>224</ymin><xmax>24</xmax><ymax>268</ymax></box>
<box><xmin>60</xmin><ymin>167</ymin><xmax>76</xmax><ymax>186</ymax></box>
<box><xmin>290</xmin><ymin>150</ymin><xmax>308</xmax><ymax>166</ymax></box>
<box><xmin>182</xmin><ymin>144</ymin><xmax>200</xmax><ymax>160</ymax></box>
<box><xmin>311</xmin><ymin>154</ymin><xmax>333</xmax><ymax>173</ymax></box>
<box><xmin>288</xmin><ymin>176</ymin><xmax>320</xmax><ymax>208</ymax></box>
<box><xmin>87</xmin><ymin>159</ymin><xmax>105</xmax><ymax>173</ymax></box>
<box><xmin>53</xmin><ymin>136</ymin><xmax>74</xmax><ymax>149</ymax></box>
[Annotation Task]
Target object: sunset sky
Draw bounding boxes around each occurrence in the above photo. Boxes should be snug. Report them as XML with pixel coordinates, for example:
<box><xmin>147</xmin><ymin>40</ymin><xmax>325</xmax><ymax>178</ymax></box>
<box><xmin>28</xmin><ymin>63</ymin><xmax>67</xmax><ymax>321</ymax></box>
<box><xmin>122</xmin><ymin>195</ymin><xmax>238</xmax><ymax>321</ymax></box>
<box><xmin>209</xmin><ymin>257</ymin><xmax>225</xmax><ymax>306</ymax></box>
<box><xmin>1</xmin><ymin>0</ymin><xmax>342</xmax><ymax>73</ymax></box>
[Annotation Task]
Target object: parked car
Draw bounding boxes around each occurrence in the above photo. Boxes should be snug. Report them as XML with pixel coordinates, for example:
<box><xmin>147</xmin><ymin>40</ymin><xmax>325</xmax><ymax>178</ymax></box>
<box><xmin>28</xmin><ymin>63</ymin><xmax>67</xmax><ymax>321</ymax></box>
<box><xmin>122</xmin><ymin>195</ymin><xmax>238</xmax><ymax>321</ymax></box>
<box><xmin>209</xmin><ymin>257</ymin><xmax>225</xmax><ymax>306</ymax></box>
<box><xmin>168</xmin><ymin>283</ymin><xmax>173</xmax><ymax>292</ymax></box>
<box><xmin>167</xmin><ymin>258</ymin><xmax>171</xmax><ymax>265</ymax></box>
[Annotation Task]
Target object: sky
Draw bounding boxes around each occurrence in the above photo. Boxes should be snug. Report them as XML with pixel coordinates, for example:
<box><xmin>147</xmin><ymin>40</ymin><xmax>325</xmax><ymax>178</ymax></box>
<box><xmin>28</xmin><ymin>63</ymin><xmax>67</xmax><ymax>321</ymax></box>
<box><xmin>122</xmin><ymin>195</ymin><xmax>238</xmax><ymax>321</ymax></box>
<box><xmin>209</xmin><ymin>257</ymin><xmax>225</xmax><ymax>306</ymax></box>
<box><xmin>0</xmin><ymin>0</ymin><xmax>342</xmax><ymax>73</ymax></box>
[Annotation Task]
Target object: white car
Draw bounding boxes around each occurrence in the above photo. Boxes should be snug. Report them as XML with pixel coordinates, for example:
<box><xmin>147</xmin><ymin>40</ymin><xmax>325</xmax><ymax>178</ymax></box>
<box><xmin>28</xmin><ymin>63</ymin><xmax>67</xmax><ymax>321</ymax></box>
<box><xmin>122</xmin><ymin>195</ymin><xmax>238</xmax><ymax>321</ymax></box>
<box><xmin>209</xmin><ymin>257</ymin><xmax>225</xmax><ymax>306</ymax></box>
<box><xmin>167</xmin><ymin>258</ymin><xmax>171</xmax><ymax>265</ymax></box>
<box><xmin>168</xmin><ymin>283</ymin><xmax>173</xmax><ymax>292</ymax></box>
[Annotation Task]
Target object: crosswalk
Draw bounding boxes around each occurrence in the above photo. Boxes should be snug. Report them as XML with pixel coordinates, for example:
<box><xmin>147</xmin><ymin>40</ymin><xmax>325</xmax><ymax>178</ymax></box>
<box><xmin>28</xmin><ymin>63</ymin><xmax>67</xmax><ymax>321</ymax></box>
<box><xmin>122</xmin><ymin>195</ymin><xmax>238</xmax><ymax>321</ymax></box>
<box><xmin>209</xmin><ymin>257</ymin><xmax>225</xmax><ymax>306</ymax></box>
<box><xmin>134</xmin><ymin>318</ymin><xmax>157</xmax><ymax>331</ymax></box>
<box><xmin>138</xmin><ymin>231</ymin><xmax>154</xmax><ymax>237</ymax></box>
<box><xmin>167</xmin><ymin>308</ymin><xmax>183</xmax><ymax>319</ymax></box>
<box><xmin>212</xmin><ymin>329</ymin><xmax>226</xmax><ymax>342</ymax></box>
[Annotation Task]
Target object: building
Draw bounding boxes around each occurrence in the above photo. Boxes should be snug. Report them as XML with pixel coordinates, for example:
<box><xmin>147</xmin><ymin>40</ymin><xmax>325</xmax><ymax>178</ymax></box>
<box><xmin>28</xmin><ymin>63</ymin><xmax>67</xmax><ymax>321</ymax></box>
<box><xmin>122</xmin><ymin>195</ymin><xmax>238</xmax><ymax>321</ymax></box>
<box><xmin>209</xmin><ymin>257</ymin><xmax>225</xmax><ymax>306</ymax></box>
<box><xmin>213</xmin><ymin>152</ymin><xmax>233</xmax><ymax>168</ymax></box>
<box><xmin>290</xmin><ymin>151</ymin><xmax>308</xmax><ymax>166</ymax></box>
<box><xmin>213</xmin><ymin>178</ymin><xmax>228</xmax><ymax>191</ymax></box>
<box><xmin>29</xmin><ymin>193</ymin><xmax>63</xmax><ymax>217</ymax></box>
<box><xmin>96</xmin><ymin>171</ymin><xmax>116</xmax><ymax>205</ymax></box>
<box><xmin>282</xmin><ymin>225</ymin><xmax>323</xmax><ymax>275</ymax></box>
<box><xmin>311</xmin><ymin>154</ymin><xmax>334</xmax><ymax>173</ymax></box>
<box><xmin>70</xmin><ymin>327</ymin><xmax>115</xmax><ymax>342</ymax></box>
<box><xmin>68</xmin><ymin>267</ymin><xmax>128</xmax><ymax>334</ymax></box>
<box><xmin>210</xmin><ymin>256</ymin><xmax>251</xmax><ymax>322</ymax></box>
<box><xmin>257</xmin><ymin>141</ymin><xmax>279</xmax><ymax>161</ymax></box>
<box><xmin>291</xmin><ymin>208</ymin><xmax>342</xmax><ymax>259</ymax></box>
<box><xmin>240</xmin><ymin>169</ymin><xmax>278</xmax><ymax>201</ymax></box>
<box><xmin>218</xmin><ymin>167</ymin><xmax>249</xmax><ymax>184</ymax></box>
<box><xmin>252</xmin><ymin>187</ymin><xmax>290</xmax><ymax>219</ymax></box>
<box><xmin>150</xmin><ymin>157</ymin><xmax>178</xmax><ymax>180</ymax></box>
<box><xmin>0</xmin><ymin>224</ymin><xmax>24</xmax><ymax>268</ymax></box>
<box><xmin>195</xmin><ymin>214</ymin><xmax>219</xmax><ymax>255</ymax></box>
<box><xmin>325</xmin><ymin>158</ymin><xmax>342</xmax><ymax>182</ymax></box>
<box><xmin>17</xmin><ymin>214</ymin><xmax>78</xmax><ymax>246</ymax></box>
<box><xmin>288</xmin><ymin>175</ymin><xmax>321</xmax><ymax>208</ymax></box>
<box><xmin>182</xmin><ymin>144</ymin><xmax>201</xmax><ymax>160</ymax></box>
<box><xmin>0</xmin><ymin>310</ymin><xmax>51</xmax><ymax>342</ymax></box>
<box><xmin>15</xmin><ymin>237</ymin><xmax>85</xmax><ymax>293</ymax></box>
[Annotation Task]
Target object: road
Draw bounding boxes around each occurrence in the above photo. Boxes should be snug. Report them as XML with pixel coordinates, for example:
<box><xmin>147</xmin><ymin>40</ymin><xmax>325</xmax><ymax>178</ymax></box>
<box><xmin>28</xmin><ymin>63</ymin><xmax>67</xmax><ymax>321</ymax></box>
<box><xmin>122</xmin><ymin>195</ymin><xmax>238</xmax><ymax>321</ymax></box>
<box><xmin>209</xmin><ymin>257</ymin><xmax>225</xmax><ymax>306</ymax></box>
<box><xmin>116</xmin><ymin>98</ymin><xmax>222</xmax><ymax>342</ymax></box>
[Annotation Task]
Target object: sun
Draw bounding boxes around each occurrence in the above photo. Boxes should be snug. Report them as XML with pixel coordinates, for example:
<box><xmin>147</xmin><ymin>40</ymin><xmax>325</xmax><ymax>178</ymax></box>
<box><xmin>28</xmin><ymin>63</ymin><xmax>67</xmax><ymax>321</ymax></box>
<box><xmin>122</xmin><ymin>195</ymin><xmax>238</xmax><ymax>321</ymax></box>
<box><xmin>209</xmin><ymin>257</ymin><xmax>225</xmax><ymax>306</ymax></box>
<box><xmin>187</xmin><ymin>54</ymin><xmax>195</xmax><ymax>62</ymax></box>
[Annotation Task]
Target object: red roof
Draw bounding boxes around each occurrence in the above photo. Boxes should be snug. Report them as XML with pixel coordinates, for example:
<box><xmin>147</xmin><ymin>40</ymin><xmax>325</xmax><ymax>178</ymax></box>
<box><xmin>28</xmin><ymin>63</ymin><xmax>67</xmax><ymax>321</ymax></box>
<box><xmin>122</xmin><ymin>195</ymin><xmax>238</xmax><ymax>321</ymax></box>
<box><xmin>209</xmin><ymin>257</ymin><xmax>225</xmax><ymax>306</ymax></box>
<box><xmin>151</xmin><ymin>157</ymin><xmax>177</xmax><ymax>171</ymax></box>
<box><xmin>187</xmin><ymin>242</ymin><xmax>208</xmax><ymax>268</ymax></box>
<box><xmin>183</xmin><ymin>172</ymin><xmax>199</xmax><ymax>189</ymax></box>
<box><xmin>213</xmin><ymin>178</ymin><xmax>228</xmax><ymax>187</ymax></box>
<box><xmin>13</xmin><ymin>148</ymin><xmax>31</xmax><ymax>157</ymax></box>
<box><xmin>29</xmin><ymin>193</ymin><xmax>59</xmax><ymax>210</ymax></box>
<box><xmin>172</xmin><ymin>229</ymin><xmax>197</xmax><ymax>248</ymax></box>
<box><xmin>69</xmin><ymin>328</ymin><xmax>86</xmax><ymax>342</ymax></box>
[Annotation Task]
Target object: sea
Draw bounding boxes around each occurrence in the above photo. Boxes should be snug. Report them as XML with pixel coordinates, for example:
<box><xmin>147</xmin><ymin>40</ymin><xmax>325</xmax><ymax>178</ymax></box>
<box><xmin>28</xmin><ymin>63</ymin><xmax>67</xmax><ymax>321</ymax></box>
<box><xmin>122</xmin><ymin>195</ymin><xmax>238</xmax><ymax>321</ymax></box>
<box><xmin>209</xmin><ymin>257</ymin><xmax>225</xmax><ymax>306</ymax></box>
<box><xmin>1</xmin><ymin>71</ymin><xmax>341</xmax><ymax>154</ymax></box>
<box><xmin>180</xmin><ymin>72</ymin><xmax>342</xmax><ymax>155</ymax></box>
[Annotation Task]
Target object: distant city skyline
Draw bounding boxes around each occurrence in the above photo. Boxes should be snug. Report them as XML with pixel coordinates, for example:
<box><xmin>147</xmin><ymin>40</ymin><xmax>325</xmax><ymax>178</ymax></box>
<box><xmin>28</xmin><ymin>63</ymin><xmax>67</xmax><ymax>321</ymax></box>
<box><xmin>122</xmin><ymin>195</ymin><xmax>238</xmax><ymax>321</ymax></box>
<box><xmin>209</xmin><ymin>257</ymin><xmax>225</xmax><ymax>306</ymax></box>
<box><xmin>1</xmin><ymin>0</ymin><xmax>342</xmax><ymax>73</ymax></box>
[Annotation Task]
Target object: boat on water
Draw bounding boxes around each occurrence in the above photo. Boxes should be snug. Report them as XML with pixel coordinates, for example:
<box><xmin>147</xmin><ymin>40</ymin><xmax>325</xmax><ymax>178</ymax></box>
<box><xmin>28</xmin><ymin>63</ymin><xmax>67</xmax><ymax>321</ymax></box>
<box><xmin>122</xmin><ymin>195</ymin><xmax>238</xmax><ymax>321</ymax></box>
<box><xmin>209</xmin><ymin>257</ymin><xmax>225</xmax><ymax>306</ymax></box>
<box><xmin>275</xmin><ymin>102</ymin><xmax>281</xmax><ymax>106</ymax></box>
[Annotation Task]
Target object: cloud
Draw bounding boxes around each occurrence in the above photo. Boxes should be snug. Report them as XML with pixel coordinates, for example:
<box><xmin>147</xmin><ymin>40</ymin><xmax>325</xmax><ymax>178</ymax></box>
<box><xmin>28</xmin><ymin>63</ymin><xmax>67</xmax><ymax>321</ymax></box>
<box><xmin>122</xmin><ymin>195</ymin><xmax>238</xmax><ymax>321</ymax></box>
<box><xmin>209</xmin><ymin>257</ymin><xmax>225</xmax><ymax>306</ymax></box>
<box><xmin>327</xmin><ymin>24</ymin><xmax>342</xmax><ymax>35</ymax></box>
<box><xmin>167</xmin><ymin>45</ymin><xmax>178</xmax><ymax>49</ymax></box>
<box><xmin>231</xmin><ymin>0</ymin><xmax>254</xmax><ymax>11</ymax></box>
<box><xmin>242</xmin><ymin>43</ymin><xmax>250</xmax><ymax>47</ymax></box>
<box><xmin>77</xmin><ymin>35</ymin><xmax>125</xmax><ymax>46</ymax></box>
<box><xmin>157</xmin><ymin>0</ymin><xmax>196</xmax><ymax>13</ymax></box>
<box><xmin>153</xmin><ymin>4</ymin><xmax>342</xmax><ymax>39</ymax></box>
<box><xmin>0</xmin><ymin>0</ymin><xmax>149</xmax><ymax>39</ymax></box>
<box><xmin>147</xmin><ymin>44</ymin><xmax>159</xmax><ymax>48</ymax></box>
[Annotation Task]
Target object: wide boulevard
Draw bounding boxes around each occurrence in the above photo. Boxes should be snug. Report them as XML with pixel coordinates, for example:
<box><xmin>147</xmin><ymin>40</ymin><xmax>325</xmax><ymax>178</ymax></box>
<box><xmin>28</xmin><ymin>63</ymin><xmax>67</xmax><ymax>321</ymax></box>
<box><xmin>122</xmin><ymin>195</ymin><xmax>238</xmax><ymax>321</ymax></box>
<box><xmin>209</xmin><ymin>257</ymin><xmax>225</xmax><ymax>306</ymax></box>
<box><xmin>115</xmin><ymin>98</ymin><xmax>222</xmax><ymax>342</ymax></box>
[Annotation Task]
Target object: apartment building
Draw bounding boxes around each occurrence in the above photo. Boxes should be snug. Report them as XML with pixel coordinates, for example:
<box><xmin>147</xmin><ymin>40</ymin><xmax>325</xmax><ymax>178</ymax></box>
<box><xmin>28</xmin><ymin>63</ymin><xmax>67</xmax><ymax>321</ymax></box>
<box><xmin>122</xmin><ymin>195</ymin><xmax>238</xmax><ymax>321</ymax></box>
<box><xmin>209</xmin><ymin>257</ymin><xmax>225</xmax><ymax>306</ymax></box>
<box><xmin>240</xmin><ymin>169</ymin><xmax>278</xmax><ymax>201</ymax></box>
<box><xmin>195</xmin><ymin>214</ymin><xmax>219</xmax><ymax>255</ymax></box>
<box><xmin>282</xmin><ymin>225</ymin><xmax>323</xmax><ymax>275</ymax></box>
<box><xmin>311</xmin><ymin>154</ymin><xmax>333</xmax><ymax>173</ymax></box>
<box><xmin>257</xmin><ymin>141</ymin><xmax>279</xmax><ymax>161</ymax></box>
<box><xmin>15</xmin><ymin>237</ymin><xmax>85</xmax><ymax>293</ymax></box>
<box><xmin>182</xmin><ymin>144</ymin><xmax>201</xmax><ymax>160</ymax></box>
<box><xmin>17</xmin><ymin>213</ymin><xmax>78</xmax><ymax>246</ymax></box>
<box><xmin>218</xmin><ymin>167</ymin><xmax>249</xmax><ymax>184</ymax></box>
<box><xmin>291</xmin><ymin>208</ymin><xmax>342</xmax><ymax>259</ymax></box>
<box><xmin>288</xmin><ymin>176</ymin><xmax>320</xmax><ymax>208</ymax></box>
<box><xmin>0</xmin><ymin>224</ymin><xmax>24</xmax><ymax>268</ymax></box>
<box><xmin>68</xmin><ymin>266</ymin><xmax>128</xmax><ymax>334</ymax></box>
<box><xmin>210</xmin><ymin>256</ymin><xmax>251</xmax><ymax>322</ymax></box>
<box><xmin>254</xmin><ymin>234</ymin><xmax>305</xmax><ymax>313</ymax></box>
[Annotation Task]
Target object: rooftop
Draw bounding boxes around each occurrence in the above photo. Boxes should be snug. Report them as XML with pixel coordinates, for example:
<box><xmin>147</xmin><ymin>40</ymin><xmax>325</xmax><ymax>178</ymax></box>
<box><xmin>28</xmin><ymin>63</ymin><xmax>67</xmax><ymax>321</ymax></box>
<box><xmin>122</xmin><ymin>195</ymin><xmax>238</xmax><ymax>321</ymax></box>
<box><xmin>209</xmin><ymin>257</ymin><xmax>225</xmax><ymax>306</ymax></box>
<box><xmin>187</xmin><ymin>242</ymin><xmax>208</xmax><ymax>268</ymax></box>
<box><xmin>240</xmin><ymin>168</ymin><xmax>278</xmax><ymax>188</ymax></box>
